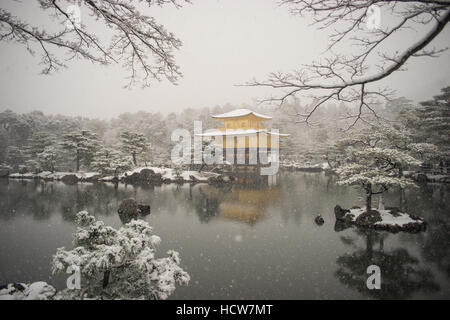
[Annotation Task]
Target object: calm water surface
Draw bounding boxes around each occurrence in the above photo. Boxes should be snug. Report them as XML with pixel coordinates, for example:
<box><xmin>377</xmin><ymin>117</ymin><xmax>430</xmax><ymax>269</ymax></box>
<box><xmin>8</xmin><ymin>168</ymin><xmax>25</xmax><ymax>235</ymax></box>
<box><xmin>0</xmin><ymin>172</ymin><xmax>449</xmax><ymax>299</ymax></box>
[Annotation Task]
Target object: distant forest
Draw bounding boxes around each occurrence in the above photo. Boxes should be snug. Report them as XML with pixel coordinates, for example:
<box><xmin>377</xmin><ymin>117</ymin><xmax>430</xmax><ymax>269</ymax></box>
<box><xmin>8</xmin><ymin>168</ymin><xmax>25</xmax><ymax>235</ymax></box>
<box><xmin>0</xmin><ymin>86</ymin><xmax>448</xmax><ymax>174</ymax></box>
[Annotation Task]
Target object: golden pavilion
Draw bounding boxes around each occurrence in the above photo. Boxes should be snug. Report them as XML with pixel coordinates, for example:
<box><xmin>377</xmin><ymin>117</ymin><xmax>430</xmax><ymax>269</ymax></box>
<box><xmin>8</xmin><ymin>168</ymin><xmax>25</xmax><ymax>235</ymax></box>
<box><xmin>197</xmin><ymin>108</ymin><xmax>289</xmax><ymax>166</ymax></box>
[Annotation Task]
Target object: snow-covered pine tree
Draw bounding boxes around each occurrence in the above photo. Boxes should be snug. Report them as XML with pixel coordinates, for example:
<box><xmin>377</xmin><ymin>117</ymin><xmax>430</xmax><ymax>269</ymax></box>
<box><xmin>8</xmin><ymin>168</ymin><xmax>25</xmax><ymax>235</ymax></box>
<box><xmin>61</xmin><ymin>130</ymin><xmax>101</xmax><ymax>172</ymax></box>
<box><xmin>335</xmin><ymin>124</ymin><xmax>430</xmax><ymax>212</ymax></box>
<box><xmin>336</xmin><ymin>147</ymin><xmax>420</xmax><ymax>212</ymax></box>
<box><xmin>91</xmin><ymin>148</ymin><xmax>133</xmax><ymax>176</ymax></box>
<box><xmin>24</xmin><ymin>132</ymin><xmax>55</xmax><ymax>160</ymax></box>
<box><xmin>5</xmin><ymin>146</ymin><xmax>27</xmax><ymax>171</ymax></box>
<box><xmin>91</xmin><ymin>148</ymin><xmax>114</xmax><ymax>175</ymax></box>
<box><xmin>52</xmin><ymin>211</ymin><xmax>190</xmax><ymax>300</ymax></box>
<box><xmin>120</xmin><ymin>131</ymin><xmax>149</xmax><ymax>167</ymax></box>
<box><xmin>21</xmin><ymin>132</ymin><xmax>57</xmax><ymax>172</ymax></box>
<box><xmin>410</xmin><ymin>86</ymin><xmax>450</xmax><ymax>160</ymax></box>
<box><xmin>37</xmin><ymin>146</ymin><xmax>60</xmax><ymax>173</ymax></box>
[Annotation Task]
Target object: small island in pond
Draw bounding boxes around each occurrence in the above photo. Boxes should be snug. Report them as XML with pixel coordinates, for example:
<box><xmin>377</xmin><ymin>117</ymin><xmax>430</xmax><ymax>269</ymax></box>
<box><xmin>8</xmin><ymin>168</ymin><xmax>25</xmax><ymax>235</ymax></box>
<box><xmin>334</xmin><ymin>205</ymin><xmax>426</xmax><ymax>233</ymax></box>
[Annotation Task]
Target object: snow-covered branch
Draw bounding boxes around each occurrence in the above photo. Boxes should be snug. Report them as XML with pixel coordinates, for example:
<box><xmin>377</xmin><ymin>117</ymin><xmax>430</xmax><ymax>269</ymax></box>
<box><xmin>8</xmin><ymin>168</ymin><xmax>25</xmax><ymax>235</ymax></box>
<box><xmin>0</xmin><ymin>0</ymin><xmax>190</xmax><ymax>87</ymax></box>
<box><xmin>248</xmin><ymin>0</ymin><xmax>450</xmax><ymax>124</ymax></box>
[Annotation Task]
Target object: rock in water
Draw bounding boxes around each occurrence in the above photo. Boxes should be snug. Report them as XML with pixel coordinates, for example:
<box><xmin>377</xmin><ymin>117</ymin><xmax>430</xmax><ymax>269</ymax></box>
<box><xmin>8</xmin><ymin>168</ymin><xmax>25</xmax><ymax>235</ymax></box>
<box><xmin>122</xmin><ymin>172</ymin><xmax>142</xmax><ymax>184</ymax></box>
<box><xmin>118</xmin><ymin>198</ymin><xmax>151</xmax><ymax>220</ymax></box>
<box><xmin>315</xmin><ymin>215</ymin><xmax>324</xmax><ymax>226</ymax></box>
<box><xmin>334</xmin><ymin>220</ymin><xmax>351</xmax><ymax>232</ymax></box>
<box><xmin>334</xmin><ymin>205</ymin><xmax>350</xmax><ymax>221</ymax></box>
<box><xmin>138</xmin><ymin>204</ymin><xmax>151</xmax><ymax>216</ymax></box>
<box><xmin>118</xmin><ymin>198</ymin><xmax>139</xmax><ymax>217</ymax></box>
<box><xmin>140</xmin><ymin>168</ymin><xmax>162</xmax><ymax>182</ymax></box>
<box><xmin>122</xmin><ymin>169</ymin><xmax>162</xmax><ymax>184</ymax></box>
<box><xmin>61</xmin><ymin>174</ymin><xmax>79</xmax><ymax>184</ymax></box>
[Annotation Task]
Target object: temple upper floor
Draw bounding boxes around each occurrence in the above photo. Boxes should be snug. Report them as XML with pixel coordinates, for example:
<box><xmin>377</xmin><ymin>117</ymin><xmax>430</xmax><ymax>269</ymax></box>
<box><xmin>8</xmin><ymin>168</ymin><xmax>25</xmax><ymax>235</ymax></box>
<box><xmin>212</xmin><ymin>109</ymin><xmax>272</xmax><ymax>131</ymax></box>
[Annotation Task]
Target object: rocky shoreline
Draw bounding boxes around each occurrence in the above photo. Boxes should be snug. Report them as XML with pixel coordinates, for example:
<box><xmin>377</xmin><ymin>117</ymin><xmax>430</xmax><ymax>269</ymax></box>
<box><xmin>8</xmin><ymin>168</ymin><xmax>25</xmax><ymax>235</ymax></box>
<box><xmin>3</xmin><ymin>167</ymin><xmax>232</xmax><ymax>185</ymax></box>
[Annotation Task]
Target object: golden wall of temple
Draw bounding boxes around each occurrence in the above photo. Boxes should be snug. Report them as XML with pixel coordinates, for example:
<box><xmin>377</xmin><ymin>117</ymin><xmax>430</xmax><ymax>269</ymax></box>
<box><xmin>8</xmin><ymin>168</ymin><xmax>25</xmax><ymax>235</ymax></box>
<box><xmin>216</xmin><ymin>114</ymin><xmax>268</xmax><ymax>131</ymax></box>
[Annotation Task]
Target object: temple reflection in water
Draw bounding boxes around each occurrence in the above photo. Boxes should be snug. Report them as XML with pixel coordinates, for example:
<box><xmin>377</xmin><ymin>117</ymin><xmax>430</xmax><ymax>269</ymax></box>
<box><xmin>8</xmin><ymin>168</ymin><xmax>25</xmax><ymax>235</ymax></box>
<box><xmin>195</xmin><ymin>174</ymin><xmax>279</xmax><ymax>225</ymax></box>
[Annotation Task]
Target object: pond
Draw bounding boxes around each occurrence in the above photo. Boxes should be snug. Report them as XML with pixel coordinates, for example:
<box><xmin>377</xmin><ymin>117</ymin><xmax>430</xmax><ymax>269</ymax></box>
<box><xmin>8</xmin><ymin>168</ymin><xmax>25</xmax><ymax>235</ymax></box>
<box><xmin>0</xmin><ymin>172</ymin><xmax>449</xmax><ymax>299</ymax></box>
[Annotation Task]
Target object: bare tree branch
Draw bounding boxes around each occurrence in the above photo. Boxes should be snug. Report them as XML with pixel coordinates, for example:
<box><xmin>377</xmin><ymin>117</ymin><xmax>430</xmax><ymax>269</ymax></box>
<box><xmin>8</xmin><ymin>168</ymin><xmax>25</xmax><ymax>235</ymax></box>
<box><xmin>0</xmin><ymin>0</ymin><xmax>191</xmax><ymax>87</ymax></box>
<box><xmin>248</xmin><ymin>0</ymin><xmax>450</xmax><ymax>125</ymax></box>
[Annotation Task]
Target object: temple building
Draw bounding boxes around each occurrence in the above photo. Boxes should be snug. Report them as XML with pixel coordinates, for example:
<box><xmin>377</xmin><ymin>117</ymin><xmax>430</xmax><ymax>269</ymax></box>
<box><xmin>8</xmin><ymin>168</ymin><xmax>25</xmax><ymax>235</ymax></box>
<box><xmin>197</xmin><ymin>108</ymin><xmax>289</xmax><ymax>167</ymax></box>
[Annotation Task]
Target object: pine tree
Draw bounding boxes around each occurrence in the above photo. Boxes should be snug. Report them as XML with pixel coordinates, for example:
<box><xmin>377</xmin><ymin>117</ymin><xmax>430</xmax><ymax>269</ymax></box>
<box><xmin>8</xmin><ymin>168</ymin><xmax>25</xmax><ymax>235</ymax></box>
<box><xmin>337</xmin><ymin>147</ymin><xmax>420</xmax><ymax>212</ymax></box>
<box><xmin>91</xmin><ymin>148</ymin><xmax>133</xmax><ymax>176</ymax></box>
<box><xmin>52</xmin><ymin>211</ymin><xmax>190</xmax><ymax>300</ymax></box>
<box><xmin>335</xmin><ymin>124</ymin><xmax>430</xmax><ymax>212</ymax></box>
<box><xmin>90</xmin><ymin>148</ymin><xmax>112</xmax><ymax>176</ymax></box>
<box><xmin>25</xmin><ymin>132</ymin><xmax>55</xmax><ymax>159</ymax></box>
<box><xmin>120</xmin><ymin>131</ymin><xmax>148</xmax><ymax>167</ymax></box>
<box><xmin>37</xmin><ymin>146</ymin><xmax>60</xmax><ymax>173</ymax></box>
<box><xmin>5</xmin><ymin>146</ymin><xmax>26</xmax><ymax>171</ymax></box>
<box><xmin>61</xmin><ymin>130</ymin><xmax>100</xmax><ymax>172</ymax></box>
<box><xmin>410</xmin><ymin>86</ymin><xmax>450</xmax><ymax>160</ymax></box>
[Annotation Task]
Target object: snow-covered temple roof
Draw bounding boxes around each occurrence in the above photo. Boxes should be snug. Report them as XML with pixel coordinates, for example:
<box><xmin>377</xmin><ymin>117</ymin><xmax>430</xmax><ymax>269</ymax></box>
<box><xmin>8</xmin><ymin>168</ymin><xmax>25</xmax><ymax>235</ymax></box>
<box><xmin>211</xmin><ymin>109</ymin><xmax>272</xmax><ymax>120</ymax></box>
<box><xmin>195</xmin><ymin>129</ymin><xmax>289</xmax><ymax>137</ymax></box>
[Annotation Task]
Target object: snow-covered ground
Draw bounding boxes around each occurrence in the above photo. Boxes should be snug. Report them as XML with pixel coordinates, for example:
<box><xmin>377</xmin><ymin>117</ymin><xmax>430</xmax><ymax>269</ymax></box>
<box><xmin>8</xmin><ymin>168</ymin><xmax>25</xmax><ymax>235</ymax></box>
<box><xmin>349</xmin><ymin>208</ymin><xmax>420</xmax><ymax>226</ymax></box>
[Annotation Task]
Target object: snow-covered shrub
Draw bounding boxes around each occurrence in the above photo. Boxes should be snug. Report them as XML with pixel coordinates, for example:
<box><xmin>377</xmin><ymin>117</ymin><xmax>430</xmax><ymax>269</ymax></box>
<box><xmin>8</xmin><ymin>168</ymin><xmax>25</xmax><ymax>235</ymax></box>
<box><xmin>0</xmin><ymin>282</ymin><xmax>56</xmax><ymax>300</ymax></box>
<box><xmin>52</xmin><ymin>211</ymin><xmax>190</xmax><ymax>300</ymax></box>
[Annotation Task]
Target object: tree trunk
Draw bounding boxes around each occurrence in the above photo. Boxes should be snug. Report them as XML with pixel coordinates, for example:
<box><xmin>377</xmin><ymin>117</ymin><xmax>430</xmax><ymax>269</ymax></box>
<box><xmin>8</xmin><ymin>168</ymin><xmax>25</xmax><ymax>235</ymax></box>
<box><xmin>102</xmin><ymin>270</ymin><xmax>110</xmax><ymax>288</ymax></box>
<box><xmin>365</xmin><ymin>183</ymin><xmax>372</xmax><ymax>212</ymax></box>
<box><xmin>326</xmin><ymin>152</ymin><xmax>333</xmax><ymax>169</ymax></box>
<box><xmin>366</xmin><ymin>230</ymin><xmax>374</xmax><ymax>261</ymax></box>
<box><xmin>399</xmin><ymin>188</ymin><xmax>406</xmax><ymax>212</ymax></box>
<box><xmin>378</xmin><ymin>193</ymin><xmax>385</xmax><ymax>210</ymax></box>
<box><xmin>76</xmin><ymin>150</ymin><xmax>80</xmax><ymax>172</ymax></box>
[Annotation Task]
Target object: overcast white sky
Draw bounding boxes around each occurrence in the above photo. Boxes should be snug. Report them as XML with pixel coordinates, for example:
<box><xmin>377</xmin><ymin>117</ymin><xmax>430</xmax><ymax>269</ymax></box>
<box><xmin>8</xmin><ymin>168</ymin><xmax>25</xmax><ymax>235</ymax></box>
<box><xmin>0</xmin><ymin>0</ymin><xmax>449</xmax><ymax>119</ymax></box>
